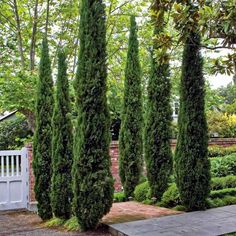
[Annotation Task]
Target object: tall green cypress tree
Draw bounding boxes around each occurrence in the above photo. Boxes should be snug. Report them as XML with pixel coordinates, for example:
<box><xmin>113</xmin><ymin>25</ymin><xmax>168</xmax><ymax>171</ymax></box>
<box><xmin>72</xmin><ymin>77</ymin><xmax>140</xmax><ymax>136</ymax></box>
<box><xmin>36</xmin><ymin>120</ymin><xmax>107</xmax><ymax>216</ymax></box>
<box><xmin>119</xmin><ymin>16</ymin><xmax>143</xmax><ymax>198</ymax></box>
<box><xmin>51</xmin><ymin>49</ymin><xmax>73</xmax><ymax>219</ymax></box>
<box><xmin>33</xmin><ymin>38</ymin><xmax>54</xmax><ymax>220</ymax></box>
<box><xmin>144</xmin><ymin>3</ymin><xmax>173</xmax><ymax>200</ymax></box>
<box><xmin>72</xmin><ymin>0</ymin><xmax>114</xmax><ymax>230</ymax></box>
<box><xmin>175</xmin><ymin>31</ymin><xmax>211</xmax><ymax>211</ymax></box>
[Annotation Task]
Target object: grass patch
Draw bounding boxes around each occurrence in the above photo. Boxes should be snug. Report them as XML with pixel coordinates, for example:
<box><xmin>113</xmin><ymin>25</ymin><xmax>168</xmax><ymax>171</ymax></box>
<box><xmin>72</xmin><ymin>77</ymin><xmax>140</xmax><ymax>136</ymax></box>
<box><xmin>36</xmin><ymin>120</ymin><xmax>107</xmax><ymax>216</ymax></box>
<box><xmin>64</xmin><ymin>216</ymin><xmax>80</xmax><ymax>231</ymax></box>
<box><xmin>45</xmin><ymin>217</ymin><xmax>65</xmax><ymax>227</ymax></box>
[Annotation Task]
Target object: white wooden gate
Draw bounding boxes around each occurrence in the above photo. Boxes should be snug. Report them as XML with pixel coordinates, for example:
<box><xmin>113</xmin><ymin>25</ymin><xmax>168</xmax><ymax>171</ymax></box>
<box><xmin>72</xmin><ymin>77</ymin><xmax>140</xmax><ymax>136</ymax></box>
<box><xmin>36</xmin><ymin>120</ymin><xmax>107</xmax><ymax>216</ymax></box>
<box><xmin>0</xmin><ymin>148</ymin><xmax>28</xmax><ymax>211</ymax></box>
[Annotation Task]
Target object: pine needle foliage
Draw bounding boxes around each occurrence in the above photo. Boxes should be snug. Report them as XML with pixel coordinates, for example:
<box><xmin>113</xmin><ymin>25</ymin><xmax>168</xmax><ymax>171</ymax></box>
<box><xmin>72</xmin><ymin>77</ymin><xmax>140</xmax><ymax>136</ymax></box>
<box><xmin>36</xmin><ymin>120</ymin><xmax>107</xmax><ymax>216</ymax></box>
<box><xmin>144</xmin><ymin>4</ymin><xmax>173</xmax><ymax>200</ymax></box>
<box><xmin>72</xmin><ymin>0</ymin><xmax>114</xmax><ymax>230</ymax></box>
<box><xmin>51</xmin><ymin>49</ymin><xmax>73</xmax><ymax>219</ymax></box>
<box><xmin>175</xmin><ymin>31</ymin><xmax>211</xmax><ymax>211</ymax></box>
<box><xmin>119</xmin><ymin>16</ymin><xmax>143</xmax><ymax>198</ymax></box>
<box><xmin>33</xmin><ymin>38</ymin><xmax>54</xmax><ymax>220</ymax></box>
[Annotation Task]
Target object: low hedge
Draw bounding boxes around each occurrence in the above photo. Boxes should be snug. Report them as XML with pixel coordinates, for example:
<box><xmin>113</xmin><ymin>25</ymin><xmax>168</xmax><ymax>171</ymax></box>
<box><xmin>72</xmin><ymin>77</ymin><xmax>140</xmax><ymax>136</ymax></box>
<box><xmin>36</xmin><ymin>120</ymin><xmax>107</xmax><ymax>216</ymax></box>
<box><xmin>209</xmin><ymin>188</ymin><xmax>236</xmax><ymax>199</ymax></box>
<box><xmin>208</xmin><ymin>145</ymin><xmax>236</xmax><ymax>158</ymax></box>
<box><xmin>135</xmin><ymin>176</ymin><xmax>236</xmax><ymax>208</ymax></box>
<box><xmin>211</xmin><ymin>176</ymin><xmax>236</xmax><ymax>190</ymax></box>
<box><xmin>211</xmin><ymin>154</ymin><xmax>236</xmax><ymax>177</ymax></box>
<box><xmin>208</xmin><ymin>196</ymin><xmax>236</xmax><ymax>209</ymax></box>
<box><xmin>161</xmin><ymin>185</ymin><xmax>236</xmax><ymax>208</ymax></box>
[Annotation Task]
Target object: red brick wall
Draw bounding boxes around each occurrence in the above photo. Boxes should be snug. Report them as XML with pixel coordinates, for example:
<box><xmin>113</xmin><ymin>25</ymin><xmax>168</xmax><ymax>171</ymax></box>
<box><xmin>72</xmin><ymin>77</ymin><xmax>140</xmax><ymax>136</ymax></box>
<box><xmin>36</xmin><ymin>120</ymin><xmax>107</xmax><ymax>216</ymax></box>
<box><xmin>171</xmin><ymin>138</ymin><xmax>236</xmax><ymax>149</ymax></box>
<box><xmin>110</xmin><ymin>141</ymin><xmax>122</xmax><ymax>192</ymax></box>
<box><xmin>25</xmin><ymin>143</ymin><xmax>36</xmax><ymax>202</ymax></box>
<box><xmin>26</xmin><ymin>138</ymin><xmax>236</xmax><ymax>200</ymax></box>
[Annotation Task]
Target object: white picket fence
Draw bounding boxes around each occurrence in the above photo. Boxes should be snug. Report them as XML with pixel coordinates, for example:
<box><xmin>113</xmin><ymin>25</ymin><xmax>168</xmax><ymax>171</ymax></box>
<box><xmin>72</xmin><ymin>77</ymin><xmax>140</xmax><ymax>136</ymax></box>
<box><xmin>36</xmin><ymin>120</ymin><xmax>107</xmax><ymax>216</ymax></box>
<box><xmin>0</xmin><ymin>148</ymin><xmax>29</xmax><ymax>211</ymax></box>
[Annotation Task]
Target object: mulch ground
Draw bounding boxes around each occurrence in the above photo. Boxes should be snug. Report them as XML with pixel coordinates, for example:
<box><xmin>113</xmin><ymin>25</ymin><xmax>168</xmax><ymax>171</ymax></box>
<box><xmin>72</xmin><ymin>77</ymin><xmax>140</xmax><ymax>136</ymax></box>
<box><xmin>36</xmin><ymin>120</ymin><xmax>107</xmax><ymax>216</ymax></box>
<box><xmin>0</xmin><ymin>202</ymin><xmax>180</xmax><ymax>235</ymax></box>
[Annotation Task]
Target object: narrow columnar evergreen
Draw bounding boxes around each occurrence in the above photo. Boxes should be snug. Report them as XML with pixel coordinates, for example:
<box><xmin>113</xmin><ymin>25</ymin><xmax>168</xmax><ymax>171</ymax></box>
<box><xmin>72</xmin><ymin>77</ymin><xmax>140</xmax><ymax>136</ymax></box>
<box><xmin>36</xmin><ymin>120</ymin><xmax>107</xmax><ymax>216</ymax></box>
<box><xmin>33</xmin><ymin>38</ymin><xmax>54</xmax><ymax>220</ymax></box>
<box><xmin>72</xmin><ymin>0</ymin><xmax>114</xmax><ymax>230</ymax></box>
<box><xmin>175</xmin><ymin>31</ymin><xmax>211</xmax><ymax>210</ymax></box>
<box><xmin>144</xmin><ymin>4</ymin><xmax>173</xmax><ymax>200</ymax></box>
<box><xmin>51</xmin><ymin>50</ymin><xmax>73</xmax><ymax>219</ymax></box>
<box><xmin>119</xmin><ymin>16</ymin><xmax>143</xmax><ymax>198</ymax></box>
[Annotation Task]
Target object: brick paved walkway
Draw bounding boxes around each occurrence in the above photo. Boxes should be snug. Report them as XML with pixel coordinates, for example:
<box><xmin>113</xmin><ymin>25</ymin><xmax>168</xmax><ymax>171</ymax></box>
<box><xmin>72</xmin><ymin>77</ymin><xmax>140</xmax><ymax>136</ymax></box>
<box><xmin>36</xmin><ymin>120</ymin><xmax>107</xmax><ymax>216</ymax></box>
<box><xmin>109</xmin><ymin>205</ymin><xmax>236</xmax><ymax>236</ymax></box>
<box><xmin>102</xmin><ymin>201</ymin><xmax>181</xmax><ymax>224</ymax></box>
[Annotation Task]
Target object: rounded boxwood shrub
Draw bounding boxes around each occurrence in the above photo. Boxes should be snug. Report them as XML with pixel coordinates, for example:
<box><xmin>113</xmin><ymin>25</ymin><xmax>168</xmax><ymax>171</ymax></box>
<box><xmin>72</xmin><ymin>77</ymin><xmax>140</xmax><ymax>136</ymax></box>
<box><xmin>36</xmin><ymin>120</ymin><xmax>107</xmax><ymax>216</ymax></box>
<box><xmin>134</xmin><ymin>181</ymin><xmax>150</xmax><ymax>202</ymax></box>
<box><xmin>160</xmin><ymin>184</ymin><xmax>181</xmax><ymax>208</ymax></box>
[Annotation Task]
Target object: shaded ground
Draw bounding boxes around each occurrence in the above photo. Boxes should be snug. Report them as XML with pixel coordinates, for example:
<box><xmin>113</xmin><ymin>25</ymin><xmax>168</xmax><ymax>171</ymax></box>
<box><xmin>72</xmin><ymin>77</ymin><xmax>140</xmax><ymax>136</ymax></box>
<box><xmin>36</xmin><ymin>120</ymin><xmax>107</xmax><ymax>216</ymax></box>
<box><xmin>0</xmin><ymin>202</ymin><xmax>179</xmax><ymax>235</ymax></box>
<box><xmin>102</xmin><ymin>201</ymin><xmax>181</xmax><ymax>224</ymax></box>
<box><xmin>0</xmin><ymin>211</ymin><xmax>110</xmax><ymax>236</ymax></box>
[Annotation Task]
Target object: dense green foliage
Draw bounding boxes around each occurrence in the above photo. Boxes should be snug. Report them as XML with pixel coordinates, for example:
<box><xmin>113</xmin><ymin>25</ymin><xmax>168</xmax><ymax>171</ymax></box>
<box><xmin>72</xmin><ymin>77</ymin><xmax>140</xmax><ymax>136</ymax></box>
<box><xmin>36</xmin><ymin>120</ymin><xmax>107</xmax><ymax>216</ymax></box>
<box><xmin>211</xmin><ymin>176</ymin><xmax>236</xmax><ymax>190</ymax></box>
<box><xmin>113</xmin><ymin>192</ymin><xmax>126</xmax><ymax>202</ymax></box>
<box><xmin>144</xmin><ymin>4</ymin><xmax>172</xmax><ymax>200</ymax></box>
<box><xmin>207</xmin><ymin>112</ymin><xmax>236</xmax><ymax>138</ymax></box>
<box><xmin>134</xmin><ymin>181</ymin><xmax>150</xmax><ymax>202</ymax></box>
<box><xmin>208</xmin><ymin>145</ymin><xmax>236</xmax><ymax>157</ymax></box>
<box><xmin>209</xmin><ymin>188</ymin><xmax>236</xmax><ymax>199</ymax></box>
<box><xmin>119</xmin><ymin>16</ymin><xmax>143</xmax><ymax>198</ymax></box>
<box><xmin>211</xmin><ymin>154</ymin><xmax>236</xmax><ymax>177</ymax></box>
<box><xmin>72</xmin><ymin>0</ymin><xmax>114</xmax><ymax>230</ymax></box>
<box><xmin>51</xmin><ymin>50</ymin><xmax>73</xmax><ymax>219</ymax></box>
<box><xmin>0</xmin><ymin>116</ymin><xmax>32</xmax><ymax>150</ymax></box>
<box><xmin>161</xmin><ymin>184</ymin><xmax>181</xmax><ymax>208</ymax></box>
<box><xmin>33</xmin><ymin>38</ymin><xmax>54</xmax><ymax>220</ymax></box>
<box><xmin>208</xmin><ymin>196</ymin><xmax>236</xmax><ymax>209</ymax></box>
<box><xmin>175</xmin><ymin>31</ymin><xmax>211</xmax><ymax>210</ymax></box>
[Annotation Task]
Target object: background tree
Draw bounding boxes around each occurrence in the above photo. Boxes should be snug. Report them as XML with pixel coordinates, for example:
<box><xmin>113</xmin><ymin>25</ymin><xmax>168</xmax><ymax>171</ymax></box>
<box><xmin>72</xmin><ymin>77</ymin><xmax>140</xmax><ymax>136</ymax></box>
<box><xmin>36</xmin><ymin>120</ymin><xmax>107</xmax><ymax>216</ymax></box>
<box><xmin>119</xmin><ymin>16</ymin><xmax>143</xmax><ymax>198</ymax></box>
<box><xmin>175</xmin><ymin>28</ymin><xmax>211</xmax><ymax>210</ymax></box>
<box><xmin>144</xmin><ymin>0</ymin><xmax>173</xmax><ymax>200</ymax></box>
<box><xmin>72</xmin><ymin>0</ymin><xmax>114</xmax><ymax>230</ymax></box>
<box><xmin>51</xmin><ymin>49</ymin><xmax>73</xmax><ymax>219</ymax></box>
<box><xmin>33</xmin><ymin>38</ymin><xmax>54</xmax><ymax>220</ymax></box>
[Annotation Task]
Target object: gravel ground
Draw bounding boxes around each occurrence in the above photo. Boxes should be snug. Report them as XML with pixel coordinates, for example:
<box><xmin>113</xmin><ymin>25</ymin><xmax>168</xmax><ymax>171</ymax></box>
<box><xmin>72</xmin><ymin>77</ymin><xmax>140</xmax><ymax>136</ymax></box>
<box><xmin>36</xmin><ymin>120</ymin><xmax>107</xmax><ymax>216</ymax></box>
<box><xmin>0</xmin><ymin>211</ymin><xmax>111</xmax><ymax>236</ymax></box>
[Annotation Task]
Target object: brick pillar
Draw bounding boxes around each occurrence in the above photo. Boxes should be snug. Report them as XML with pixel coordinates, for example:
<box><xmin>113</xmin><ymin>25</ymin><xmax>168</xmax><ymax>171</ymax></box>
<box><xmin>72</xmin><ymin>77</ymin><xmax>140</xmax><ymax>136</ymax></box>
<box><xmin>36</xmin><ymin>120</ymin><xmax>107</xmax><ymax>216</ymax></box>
<box><xmin>110</xmin><ymin>141</ymin><xmax>122</xmax><ymax>192</ymax></box>
<box><xmin>25</xmin><ymin>143</ymin><xmax>36</xmax><ymax>206</ymax></box>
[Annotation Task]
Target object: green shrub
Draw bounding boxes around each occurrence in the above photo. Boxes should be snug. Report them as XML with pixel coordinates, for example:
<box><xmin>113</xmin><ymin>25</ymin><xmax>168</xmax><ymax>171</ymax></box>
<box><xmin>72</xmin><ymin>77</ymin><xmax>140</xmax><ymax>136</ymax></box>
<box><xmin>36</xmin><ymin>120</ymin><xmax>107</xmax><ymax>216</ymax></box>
<box><xmin>134</xmin><ymin>181</ymin><xmax>150</xmax><ymax>202</ymax></box>
<box><xmin>64</xmin><ymin>217</ymin><xmax>80</xmax><ymax>231</ymax></box>
<box><xmin>160</xmin><ymin>184</ymin><xmax>181</xmax><ymax>208</ymax></box>
<box><xmin>209</xmin><ymin>188</ymin><xmax>236</xmax><ymax>199</ymax></box>
<box><xmin>0</xmin><ymin>116</ymin><xmax>32</xmax><ymax>150</ymax></box>
<box><xmin>207</xmin><ymin>111</ymin><xmax>236</xmax><ymax>138</ymax></box>
<box><xmin>45</xmin><ymin>218</ymin><xmax>65</xmax><ymax>227</ymax></box>
<box><xmin>211</xmin><ymin>154</ymin><xmax>236</xmax><ymax>177</ymax></box>
<box><xmin>211</xmin><ymin>176</ymin><xmax>236</xmax><ymax>190</ymax></box>
<box><xmin>161</xmin><ymin>181</ymin><xmax>236</xmax><ymax>208</ymax></box>
<box><xmin>208</xmin><ymin>196</ymin><xmax>236</xmax><ymax>208</ymax></box>
<box><xmin>114</xmin><ymin>192</ymin><xmax>126</xmax><ymax>202</ymax></box>
<box><xmin>208</xmin><ymin>145</ymin><xmax>236</xmax><ymax>158</ymax></box>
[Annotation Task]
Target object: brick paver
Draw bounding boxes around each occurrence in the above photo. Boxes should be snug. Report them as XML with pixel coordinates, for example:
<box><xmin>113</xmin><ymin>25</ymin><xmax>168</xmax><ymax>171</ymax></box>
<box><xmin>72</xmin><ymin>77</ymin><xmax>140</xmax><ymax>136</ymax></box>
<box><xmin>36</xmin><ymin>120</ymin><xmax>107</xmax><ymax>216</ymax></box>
<box><xmin>109</xmin><ymin>205</ymin><xmax>236</xmax><ymax>236</ymax></box>
<box><xmin>102</xmin><ymin>201</ymin><xmax>181</xmax><ymax>224</ymax></box>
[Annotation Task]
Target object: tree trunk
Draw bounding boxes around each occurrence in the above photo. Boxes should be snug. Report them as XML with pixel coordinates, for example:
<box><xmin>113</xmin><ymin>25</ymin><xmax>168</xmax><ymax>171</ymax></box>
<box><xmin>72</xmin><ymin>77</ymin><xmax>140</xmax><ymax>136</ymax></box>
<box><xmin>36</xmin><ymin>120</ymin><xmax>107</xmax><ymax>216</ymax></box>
<box><xmin>13</xmin><ymin>0</ymin><xmax>25</xmax><ymax>68</ymax></box>
<box><xmin>20</xmin><ymin>109</ymin><xmax>35</xmax><ymax>132</ymax></box>
<box><xmin>30</xmin><ymin>0</ymin><xmax>39</xmax><ymax>71</ymax></box>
